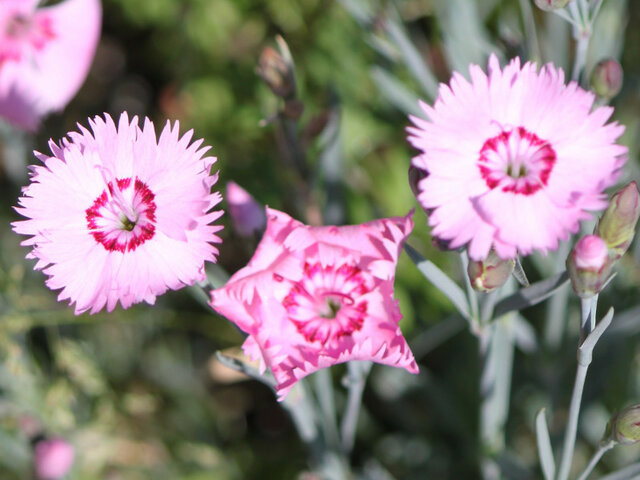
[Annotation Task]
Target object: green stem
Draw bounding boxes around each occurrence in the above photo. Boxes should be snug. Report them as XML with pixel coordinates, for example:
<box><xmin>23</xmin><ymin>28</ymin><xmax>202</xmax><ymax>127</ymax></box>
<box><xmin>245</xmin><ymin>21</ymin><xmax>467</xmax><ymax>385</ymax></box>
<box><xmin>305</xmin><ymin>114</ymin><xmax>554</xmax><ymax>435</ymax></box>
<box><xmin>556</xmin><ymin>296</ymin><xmax>601</xmax><ymax>480</ymax></box>
<box><xmin>518</xmin><ymin>0</ymin><xmax>542</xmax><ymax>62</ymax></box>
<box><xmin>544</xmin><ymin>241</ymin><xmax>572</xmax><ymax>349</ymax></box>
<box><xmin>557</xmin><ymin>361</ymin><xmax>589</xmax><ymax>480</ymax></box>
<box><xmin>576</xmin><ymin>440</ymin><xmax>615</xmax><ymax>480</ymax></box>
<box><xmin>314</xmin><ymin>368</ymin><xmax>340</xmax><ymax>450</ymax></box>
<box><xmin>340</xmin><ymin>361</ymin><xmax>372</xmax><ymax>454</ymax></box>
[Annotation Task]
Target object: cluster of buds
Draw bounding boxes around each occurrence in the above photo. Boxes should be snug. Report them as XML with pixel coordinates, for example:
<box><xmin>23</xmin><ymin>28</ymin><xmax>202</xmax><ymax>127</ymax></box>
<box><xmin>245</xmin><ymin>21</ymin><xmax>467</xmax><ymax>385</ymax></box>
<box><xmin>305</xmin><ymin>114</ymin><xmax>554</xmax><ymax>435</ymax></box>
<box><xmin>567</xmin><ymin>182</ymin><xmax>639</xmax><ymax>297</ymax></box>
<box><xmin>467</xmin><ymin>251</ymin><xmax>515</xmax><ymax>293</ymax></box>
<box><xmin>534</xmin><ymin>0</ymin><xmax>572</xmax><ymax>11</ymax></box>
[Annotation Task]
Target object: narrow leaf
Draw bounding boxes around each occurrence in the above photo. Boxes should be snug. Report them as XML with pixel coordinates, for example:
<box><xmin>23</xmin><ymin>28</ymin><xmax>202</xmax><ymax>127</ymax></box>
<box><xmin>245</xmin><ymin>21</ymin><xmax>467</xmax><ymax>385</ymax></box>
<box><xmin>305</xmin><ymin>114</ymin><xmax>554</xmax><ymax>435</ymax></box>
<box><xmin>216</xmin><ymin>349</ymin><xmax>276</xmax><ymax>388</ymax></box>
<box><xmin>536</xmin><ymin>408</ymin><xmax>556</xmax><ymax>480</ymax></box>
<box><xmin>370</xmin><ymin>67</ymin><xmax>423</xmax><ymax>116</ymax></box>
<box><xmin>599</xmin><ymin>461</ymin><xmax>640</xmax><ymax>480</ymax></box>
<box><xmin>384</xmin><ymin>14</ymin><xmax>439</xmax><ymax>99</ymax></box>
<box><xmin>512</xmin><ymin>256</ymin><xmax>530</xmax><ymax>287</ymax></box>
<box><xmin>493</xmin><ymin>271</ymin><xmax>569</xmax><ymax>318</ymax></box>
<box><xmin>404</xmin><ymin>244</ymin><xmax>471</xmax><ymax>321</ymax></box>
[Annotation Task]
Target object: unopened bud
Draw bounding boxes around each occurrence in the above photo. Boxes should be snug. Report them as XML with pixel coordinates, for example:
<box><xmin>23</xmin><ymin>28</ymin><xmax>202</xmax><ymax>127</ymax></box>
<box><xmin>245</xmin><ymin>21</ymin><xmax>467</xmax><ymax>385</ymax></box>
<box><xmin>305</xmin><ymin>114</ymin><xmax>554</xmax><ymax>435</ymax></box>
<box><xmin>607</xmin><ymin>405</ymin><xmax>640</xmax><ymax>445</ymax></box>
<box><xmin>591</xmin><ymin>59</ymin><xmax>623</xmax><ymax>99</ymax></box>
<box><xmin>566</xmin><ymin>235</ymin><xmax>612</xmax><ymax>298</ymax></box>
<box><xmin>34</xmin><ymin>437</ymin><xmax>74</xmax><ymax>480</ymax></box>
<box><xmin>534</xmin><ymin>0</ymin><xmax>572</xmax><ymax>11</ymax></box>
<box><xmin>226</xmin><ymin>182</ymin><xmax>266</xmax><ymax>237</ymax></box>
<box><xmin>467</xmin><ymin>251</ymin><xmax>515</xmax><ymax>292</ymax></box>
<box><xmin>596</xmin><ymin>182</ymin><xmax>640</xmax><ymax>258</ymax></box>
<box><xmin>256</xmin><ymin>41</ymin><xmax>295</xmax><ymax>99</ymax></box>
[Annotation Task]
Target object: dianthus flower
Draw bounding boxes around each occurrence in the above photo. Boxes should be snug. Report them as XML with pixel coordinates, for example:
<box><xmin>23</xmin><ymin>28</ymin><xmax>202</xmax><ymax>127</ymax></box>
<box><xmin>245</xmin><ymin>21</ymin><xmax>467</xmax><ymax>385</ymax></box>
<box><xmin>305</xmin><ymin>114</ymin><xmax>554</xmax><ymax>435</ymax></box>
<box><xmin>0</xmin><ymin>0</ymin><xmax>101</xmax><ymax>130</ymax></box>
<box><xmin>13</xmin><ymin>113</ymin><xmax>223</xmax><ymax>314</ymax></box>
<box><xmin>408</xmin><ymin>55</ymin><xmax>627</xmax><ymax>260</ymax></box>
<box><xmin>210</xmin><ymin>208</ymin><xmax>418</xmax><ymax>399</ymax></box>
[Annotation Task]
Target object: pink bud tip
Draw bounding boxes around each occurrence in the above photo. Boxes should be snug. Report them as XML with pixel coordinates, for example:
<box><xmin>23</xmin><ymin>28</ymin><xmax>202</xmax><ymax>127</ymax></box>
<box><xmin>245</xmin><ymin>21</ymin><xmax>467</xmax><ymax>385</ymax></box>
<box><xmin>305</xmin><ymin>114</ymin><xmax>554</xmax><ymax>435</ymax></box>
<box><xmin>574</xmin><ymin>235</ymin><xmax>609</xmax><ymax>270</ymax></box>
<box><xmin>34</xmin><ymin>437</ymin><xmax>75</xmax><ymax>480</ymax></box>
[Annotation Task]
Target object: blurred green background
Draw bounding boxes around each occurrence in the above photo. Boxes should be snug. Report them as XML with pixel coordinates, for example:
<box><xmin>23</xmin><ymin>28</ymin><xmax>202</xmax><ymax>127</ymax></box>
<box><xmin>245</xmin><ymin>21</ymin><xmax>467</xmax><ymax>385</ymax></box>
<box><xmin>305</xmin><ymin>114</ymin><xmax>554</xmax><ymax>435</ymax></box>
<box><xmin>1</xmin><ymin>0</ymin><xmax>640</xmax><ymax>478</ymax></box>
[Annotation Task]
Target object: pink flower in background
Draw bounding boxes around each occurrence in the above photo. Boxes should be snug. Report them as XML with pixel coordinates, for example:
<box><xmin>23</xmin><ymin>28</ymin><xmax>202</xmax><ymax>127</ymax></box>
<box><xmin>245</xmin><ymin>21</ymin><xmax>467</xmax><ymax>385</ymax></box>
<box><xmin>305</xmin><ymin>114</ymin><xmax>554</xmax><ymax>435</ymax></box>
<box><xmin>226</xmin><ymin>181</ymin><xmax>266</xmax><ymax>237</ymax></box>
<box><xmin>33</xmin><ymin>437</ymin><xmax>74</xmax><ymax>480</ymax></box>
<box><xmin>13</xmin><ymin>113</ymin><xmax>223</xmax><ymax>314</ymax></box>
<box><xmin>408</xmin><ymin>55</ymin><xmax>627</xmax><ymax>260</ymax></box>
<box><xmin>0</xmin><ymin>0</ymin><xmax>101</xmax><ymax>130</ymax></box>
<box><xmin>210</xmin><ymin>208</ymin><xmax>417</xmax><ymax>399</ymax></box>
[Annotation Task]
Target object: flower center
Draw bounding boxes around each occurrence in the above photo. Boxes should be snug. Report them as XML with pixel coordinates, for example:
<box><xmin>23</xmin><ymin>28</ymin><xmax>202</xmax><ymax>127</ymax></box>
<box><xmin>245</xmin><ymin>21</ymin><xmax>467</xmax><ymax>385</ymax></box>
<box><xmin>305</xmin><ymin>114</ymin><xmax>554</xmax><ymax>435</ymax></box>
<box><xmin>85</xmin><ymin>178</ymin><xmax>157</xmax><ymax>253</ymax></box>
<box><xmin>0</xmin><ymin>10</ymin><xmax>55</xmax><ymax>64</ymax></box>
<box><xmin>477</xmin><ymin>127</ymin><xmax>556</xmax><ymax>195</ymax></box>
<box><xmin>282</xmin><ymin>262</ymin><xmax>371</xmax><ymax>346</ymax></box>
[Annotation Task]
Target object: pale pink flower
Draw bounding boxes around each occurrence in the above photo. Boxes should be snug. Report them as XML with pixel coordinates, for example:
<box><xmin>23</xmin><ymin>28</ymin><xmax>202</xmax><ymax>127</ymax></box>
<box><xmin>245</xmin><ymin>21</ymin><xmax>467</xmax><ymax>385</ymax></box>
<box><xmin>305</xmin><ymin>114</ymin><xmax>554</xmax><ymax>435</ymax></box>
<box><xmin>0</xmin><ymin>0</ymin><xmax>101</xmax><ymax>131</ymax></box>
<box><xmin>13</xmin><ymin>113</ymin><xmax>223</xmax><ymax>314</ymax></box>
<box><xmin>226</xmin><ymin>181</ymin><xmax>266</xmax><ymax>237</ymax></box>
<box><xmin>408</xmin><ymin>55</ymin><xmax>627</xmax><ymax>260</ymax></box>
<box><xmin>34</xmin><ymin>437</ymin><xmax>74</xmax><ymax>480</ymax></box>
<box><xmin>210</xmin><ymin>208</ymin><xmax>418</xmax><ymax>400</ymax></box>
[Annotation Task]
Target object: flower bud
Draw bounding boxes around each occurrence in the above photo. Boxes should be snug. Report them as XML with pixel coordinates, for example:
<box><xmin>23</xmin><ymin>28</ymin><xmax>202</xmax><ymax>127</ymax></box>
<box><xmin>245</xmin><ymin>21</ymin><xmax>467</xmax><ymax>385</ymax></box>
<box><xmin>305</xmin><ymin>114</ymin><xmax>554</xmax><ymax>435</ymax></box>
<box><xmin>534</xmin><ymin>0</ymin><xmax>572</xmax><ymax>11</ymax></box>
<box><xmin>226</xmin><ymin>182</ymin><xmax>266</xmax><ymax>237</ymax></box>
<box><xmin>34</xmin><ymin>437</ymin><xmax>75</xmax><ymax>480</ymax></box>
<box><xmin>591</xmin><ymin>59</ymin><xmax>623</xmax><ymax>100</ymax></box>
<box><xmin>256</xmin><ymin>41</ymin><xmax>296</xmax><ymax>99</ymax></box>
<box><xmin>566</xmin><ymin>235</ymin><xmax>612</xmax><ymax>298</ymax></box>
<box><xmin>467</xmin><ymin>251</ymin><xmax>515</xmax><ymax>292</ymax></box>
<box><xmin>596</xmin><ymin>182</ymin><xmax>640</xmax><ymax>258</ymax></box>
<box><xmin>607</xmin><ymin>405</ymin><xmax>640</xmax><ymax>445</ymax></box>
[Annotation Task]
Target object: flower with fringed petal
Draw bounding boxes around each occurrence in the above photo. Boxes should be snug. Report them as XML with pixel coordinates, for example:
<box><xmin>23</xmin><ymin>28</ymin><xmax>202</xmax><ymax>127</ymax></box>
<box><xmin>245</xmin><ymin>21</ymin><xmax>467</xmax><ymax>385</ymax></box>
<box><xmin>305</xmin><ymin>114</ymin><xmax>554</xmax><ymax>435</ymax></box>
<box><xmin>13</xmin><ymin>112</ymin><xmax>223</xmax><ymax>314</ymax></box>
<box><xmin>210</xmin><ymin>208</ymin><xmax>417</xmax><ymax>400</ymax></box>
<box><xmin>408</xmin><ymin>55</ymin><xmax>627</xmax><ymax>260</ymax></box>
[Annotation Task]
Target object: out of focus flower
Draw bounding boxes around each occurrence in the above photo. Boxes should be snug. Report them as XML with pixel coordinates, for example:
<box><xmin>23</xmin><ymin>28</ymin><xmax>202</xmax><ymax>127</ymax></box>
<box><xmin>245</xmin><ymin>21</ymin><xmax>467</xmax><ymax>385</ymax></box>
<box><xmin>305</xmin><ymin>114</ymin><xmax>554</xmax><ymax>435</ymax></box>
<box><xmin>210</xmin><ymin>208</ymin><xmax>417</xmax><ymax>399</ymax></box>
<box><xmin>0</xmin><ymin>0</ymin><xmax>101</xmax><ymax>131</ymax></box>
<box><xmin>34</xmin><ymin>437</ymin><xmax>74</xmax><ymax>480</ymax></box>
<box><xmin>13</xmin><ymin>113</ymin><xmax>223</xmax><ymax>314</ymax></box>
<box><xmin>534</xmin><ymin>0</ymin><xmax>572</xmax><ymax>11</ymax></box>
<box><xmin>596</xmin><ymin>181</ymin><xmax>639</xmax><ymax>258</ymax></box>
<box><xmin>607</xmin><ymin>404</ymin><xmax>640</xmax><ymax>445</ymax></box>
<box><xmin>467</xmin><ymin>251</ymin><xmax>514</xmax><ymax>293</ymax></box>
<box><xmin>408</xmin><ymin>55</ymin><xmax>626</xmax><ymax>260</ymax></box>
<box><xmin>566</xmin><ymin>235</ymin><xmax>612</xmax><ymax>298</ymax></box>
<box><xmin>226</xmin><ymin>181</ymin><xmax>266</xmax><ymax>237</ymax></box>
<box><xmin>591</xmin><ymin>59</ymin><xmax>624</xmax><ymax>100</ymax></box>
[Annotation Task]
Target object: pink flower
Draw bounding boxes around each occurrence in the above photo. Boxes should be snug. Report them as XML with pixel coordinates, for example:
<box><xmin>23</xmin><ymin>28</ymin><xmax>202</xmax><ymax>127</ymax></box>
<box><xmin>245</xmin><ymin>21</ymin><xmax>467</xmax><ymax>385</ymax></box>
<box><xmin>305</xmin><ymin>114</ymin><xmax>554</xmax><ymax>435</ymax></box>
<box><xmin>34</xmin><ymin>437</ymin><xmax>74</xmax><ymax>480</ymax></box>
<box><xmin>210</xmin><ymin>208</ymin><xmax>418</xmax><ymax>399</ymax></box>
<box><xmin>0</xmin><ymin>0</ymin><xmax>101</xmax><ymax>131</ymax></box>
<box><xmin>13</xmin><ymin>113</ymin><xmax>223</xmax><ymax>314</ymax></box>
<box><xmin>408</xmin><ymin>55</ymin><xmax>627</xmax><ymax>260</ymax></box>
<box><xmin>226</xmin><ymin>181</ymin><xmax>266</xmax><ymax>237</ymax></box>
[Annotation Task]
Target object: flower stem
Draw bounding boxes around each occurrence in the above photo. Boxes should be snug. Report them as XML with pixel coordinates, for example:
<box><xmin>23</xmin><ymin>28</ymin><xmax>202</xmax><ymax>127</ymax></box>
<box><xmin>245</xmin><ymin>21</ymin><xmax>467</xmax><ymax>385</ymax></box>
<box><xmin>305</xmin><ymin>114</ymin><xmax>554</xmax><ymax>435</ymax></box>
<box><xmin>576</xmin><ymin>440</ymin><xmax>615</xmax><ymax>480</ymax></box>
<box><xmin>518</xmin><ymin>0</ymin><xmax>541</xmax><ymax>62</ymax></box>
<box><xmin>544</xmin><ymin>240</ymin><xmax>572</xmax><ymax>349</ymax></box>
<box><xmin>557</xmin><ymin>296</ymin><xmax>600</xmax><ymax>480</ymax></box>
<box><xmin>314</xmin><ymin>368</ymin><xmax>340</xmax><ymax>450</ymax></box>
<box><xmin>557</xmin><ymin>361</ymin><xmax>589</xmax><ymax>480</ymax></box>
<box><xmin>340</xmin><ymin>361</ymin><xmax>372</xmax><ymax>454</ymax></box>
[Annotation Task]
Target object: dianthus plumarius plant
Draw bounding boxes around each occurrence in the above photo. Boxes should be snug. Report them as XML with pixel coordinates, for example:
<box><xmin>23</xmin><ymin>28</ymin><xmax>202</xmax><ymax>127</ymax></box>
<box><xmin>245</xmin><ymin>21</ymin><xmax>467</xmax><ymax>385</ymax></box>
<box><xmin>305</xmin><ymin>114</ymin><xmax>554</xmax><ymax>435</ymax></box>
<box><xmin>2</xmin><ymin>0</ymin><xmax>640</xmax><ymax>479</ymax></box>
